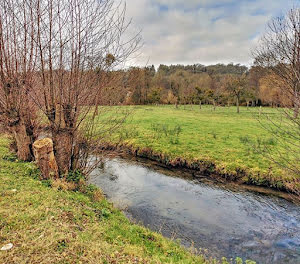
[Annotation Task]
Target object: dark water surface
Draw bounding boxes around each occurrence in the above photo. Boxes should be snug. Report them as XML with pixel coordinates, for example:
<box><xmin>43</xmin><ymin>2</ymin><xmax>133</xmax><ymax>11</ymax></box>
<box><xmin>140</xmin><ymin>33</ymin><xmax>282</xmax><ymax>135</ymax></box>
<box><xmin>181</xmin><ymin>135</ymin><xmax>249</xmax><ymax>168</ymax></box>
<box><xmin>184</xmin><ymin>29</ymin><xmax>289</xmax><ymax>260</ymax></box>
<box><xmin>89</xmin><ymin>158</ymin><xmax>300</xmax><ymax>264</ymax></box>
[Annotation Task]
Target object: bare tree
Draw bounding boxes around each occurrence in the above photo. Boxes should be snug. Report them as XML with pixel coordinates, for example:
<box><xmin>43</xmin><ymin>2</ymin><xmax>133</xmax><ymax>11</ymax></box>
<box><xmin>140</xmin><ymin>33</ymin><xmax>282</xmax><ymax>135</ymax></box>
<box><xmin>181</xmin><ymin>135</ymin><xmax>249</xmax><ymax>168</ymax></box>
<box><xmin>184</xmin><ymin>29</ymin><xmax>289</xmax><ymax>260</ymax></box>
<box><xmin>0</xmin><ymin>0</ymin><xmax>39</xmax><ymax>161</ymax></box>
<box><xmin>224</xmin><ymin>74</ymin><xmax>248</xmax><ymax>113</ymax></box>
<box><xmin>254</xmin><ymin>7</ymin><xmax>300</xmax><ymax>117</ymax></box>
<box><xmin>253</xmin><ymin>7</ymin><xmax>300</xmax><ymax>183</ymax></box>
<box><xmin>27</xmin><ymin>0</ymin><xmax>140</xmax><ymax>175</ymax></box>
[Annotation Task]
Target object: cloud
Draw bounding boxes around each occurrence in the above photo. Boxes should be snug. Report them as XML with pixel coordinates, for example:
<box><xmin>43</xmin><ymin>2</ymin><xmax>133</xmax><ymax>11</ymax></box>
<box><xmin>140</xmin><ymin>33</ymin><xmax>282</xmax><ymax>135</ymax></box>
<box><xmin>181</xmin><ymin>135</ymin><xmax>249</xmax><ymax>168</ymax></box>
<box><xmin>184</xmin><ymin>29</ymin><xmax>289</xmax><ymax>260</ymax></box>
<box><xmin>125</xmin><ymin>0</ymin><xmax>296</xmax><ymax>67</ymax></box>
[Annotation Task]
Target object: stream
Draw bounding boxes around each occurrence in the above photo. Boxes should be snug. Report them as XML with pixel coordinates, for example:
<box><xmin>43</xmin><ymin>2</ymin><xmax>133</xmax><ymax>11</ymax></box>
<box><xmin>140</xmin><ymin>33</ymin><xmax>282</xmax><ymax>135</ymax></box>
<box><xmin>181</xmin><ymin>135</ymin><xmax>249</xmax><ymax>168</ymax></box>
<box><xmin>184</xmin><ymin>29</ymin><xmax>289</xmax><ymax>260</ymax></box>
<box><xmin>89</xmin><ymin>157</ymin><xmax>300</xmax><ymax>264</ymax></box>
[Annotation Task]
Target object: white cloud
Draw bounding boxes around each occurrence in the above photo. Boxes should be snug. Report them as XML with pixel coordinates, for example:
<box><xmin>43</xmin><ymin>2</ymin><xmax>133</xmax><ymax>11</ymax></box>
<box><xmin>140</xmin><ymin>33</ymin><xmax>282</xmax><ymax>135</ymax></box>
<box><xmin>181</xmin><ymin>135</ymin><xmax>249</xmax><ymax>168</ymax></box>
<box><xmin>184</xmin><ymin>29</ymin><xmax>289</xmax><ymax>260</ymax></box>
<box><xmin>125</xmin><ymin>0</ymin><xmax>296</xmax><ymax>67</ymax></box>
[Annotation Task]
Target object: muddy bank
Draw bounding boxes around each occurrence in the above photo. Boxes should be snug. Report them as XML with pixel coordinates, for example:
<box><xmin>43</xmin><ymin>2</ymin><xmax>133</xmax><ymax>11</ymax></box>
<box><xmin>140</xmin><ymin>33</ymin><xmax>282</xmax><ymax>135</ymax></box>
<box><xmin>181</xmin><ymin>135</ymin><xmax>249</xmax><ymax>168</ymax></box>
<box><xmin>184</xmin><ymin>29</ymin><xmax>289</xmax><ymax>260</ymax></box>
<box><xmin>97</xmin><ymin>142</ymin><xmax>300</xmax><ymax>198</ymax></box>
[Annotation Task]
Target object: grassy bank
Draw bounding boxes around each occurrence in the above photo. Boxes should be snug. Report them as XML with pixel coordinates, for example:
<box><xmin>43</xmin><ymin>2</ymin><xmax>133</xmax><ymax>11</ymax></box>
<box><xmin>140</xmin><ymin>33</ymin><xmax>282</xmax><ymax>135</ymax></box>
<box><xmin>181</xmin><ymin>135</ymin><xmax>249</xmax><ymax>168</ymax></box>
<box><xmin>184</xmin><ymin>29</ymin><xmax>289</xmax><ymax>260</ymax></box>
<box><xmin>0</xmin><ymin>135</ymin><xmax>211</xmax><ymax>264</ymax></box>
<box><xmin>95</xmin><ymin>105</ymin><xmax>299</xmax><ymax>193</ymax></box>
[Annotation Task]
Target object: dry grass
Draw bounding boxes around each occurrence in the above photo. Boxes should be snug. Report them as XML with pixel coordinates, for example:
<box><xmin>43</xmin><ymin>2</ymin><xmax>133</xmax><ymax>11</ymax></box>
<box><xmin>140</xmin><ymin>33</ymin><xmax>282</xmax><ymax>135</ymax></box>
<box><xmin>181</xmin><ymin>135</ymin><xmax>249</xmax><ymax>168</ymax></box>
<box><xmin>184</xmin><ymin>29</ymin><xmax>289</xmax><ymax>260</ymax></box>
<box><xmin>51</xmin><ymin>179</ymin><xmax>77</xmax><ymax>191</ymax></box>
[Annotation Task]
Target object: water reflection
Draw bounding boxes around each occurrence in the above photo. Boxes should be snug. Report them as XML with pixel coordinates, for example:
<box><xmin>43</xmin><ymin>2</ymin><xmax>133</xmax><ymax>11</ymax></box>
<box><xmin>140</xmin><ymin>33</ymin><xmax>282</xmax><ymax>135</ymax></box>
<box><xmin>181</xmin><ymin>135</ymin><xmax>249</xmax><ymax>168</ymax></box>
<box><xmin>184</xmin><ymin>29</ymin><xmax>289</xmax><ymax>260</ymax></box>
<box><xmin>89</xmin><ymin>158</ymin><xmax>300</xmax><ymax>264</ymax></box>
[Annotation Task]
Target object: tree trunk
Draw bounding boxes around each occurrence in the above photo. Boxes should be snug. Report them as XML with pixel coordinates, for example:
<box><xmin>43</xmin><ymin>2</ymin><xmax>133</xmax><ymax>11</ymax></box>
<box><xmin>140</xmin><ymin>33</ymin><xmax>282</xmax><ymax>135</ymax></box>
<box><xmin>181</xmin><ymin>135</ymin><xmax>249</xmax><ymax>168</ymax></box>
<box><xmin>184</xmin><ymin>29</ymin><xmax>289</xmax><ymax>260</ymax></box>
<box><xmin>294</xmin><ymin>105</ymin><xmax>299</xmax><ymax>118</ymax></box>
<box><xmin>259</xmin><ymin>106</ymin><xmax>262</xmax><ymax>117</ymax></box>
<box><xmin>33</xmin><ymin>138</ymin><xmax>59</xmax><ymax>180</ymax></box>
<box><xmin>213</xmin><ymin>100</ymin><xmax>216</xmax><ymax>111</ymax></box>
<box><xmin>11</xmin><ymin>122</ymin><xmax>32</xmax><ymax>161</ymax></box>
<box><xmin>236</xmin><ymin>97</ymin><xmax>240</xmax><ymax>113</ymax></box>
<box><xmin>70</xmin><ymin>143</ymin><xmax>80</xmax><ymax>172</ymax></box>
<box><xmin>293</xmin><ymin>91</ymin><xmax>299</xmax><ymax>118</ymax></box>
<box><xmin>199</xmin><ymin>100</ymin><xmax>202</xmax><ymax>109</ymax></box>
<box><xmin>95</xmin><ymin>104</ymin><xmax>99</xmax><ymax>116</ymax></box>
<box><xmin>246</xmin><ymin>101</ymin><xmax>249</xmax><ymax>110</ymax></box>
<box><xmin>53</xmin><ymin>130</ymin><xmax>73</xmax><ymax>176</ymax></box>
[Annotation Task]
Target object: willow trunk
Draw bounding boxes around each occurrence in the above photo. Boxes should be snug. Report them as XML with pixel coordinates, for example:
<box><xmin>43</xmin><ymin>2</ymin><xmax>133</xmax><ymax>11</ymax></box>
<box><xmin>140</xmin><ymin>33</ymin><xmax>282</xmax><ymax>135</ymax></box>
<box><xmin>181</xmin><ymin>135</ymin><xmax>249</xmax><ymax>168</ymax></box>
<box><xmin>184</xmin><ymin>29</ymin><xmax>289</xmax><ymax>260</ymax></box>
<box><xmin>11</xmin><ymin>121</ymin><xmax>32</xmax><ymax>161</ymax></box>
<box><xmin>53</xmin><ymin>130</ymin><xmax>73</xmax><ymax>176</ymax></box>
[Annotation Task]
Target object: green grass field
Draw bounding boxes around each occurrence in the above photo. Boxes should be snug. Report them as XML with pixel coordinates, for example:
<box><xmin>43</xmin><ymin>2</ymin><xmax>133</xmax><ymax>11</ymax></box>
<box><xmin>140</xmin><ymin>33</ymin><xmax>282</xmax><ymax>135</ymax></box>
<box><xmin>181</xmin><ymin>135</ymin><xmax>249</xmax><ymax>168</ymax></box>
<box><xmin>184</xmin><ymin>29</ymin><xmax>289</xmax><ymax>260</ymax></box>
<box><xmin>0</xmin><ymin>135</ymin><xmax>212</xmax><ymax>264</ymax></box>
<box><xmin>95</xmin><ymin>105</ymin><xmax>298</xmax><ymax>192</ymax></box>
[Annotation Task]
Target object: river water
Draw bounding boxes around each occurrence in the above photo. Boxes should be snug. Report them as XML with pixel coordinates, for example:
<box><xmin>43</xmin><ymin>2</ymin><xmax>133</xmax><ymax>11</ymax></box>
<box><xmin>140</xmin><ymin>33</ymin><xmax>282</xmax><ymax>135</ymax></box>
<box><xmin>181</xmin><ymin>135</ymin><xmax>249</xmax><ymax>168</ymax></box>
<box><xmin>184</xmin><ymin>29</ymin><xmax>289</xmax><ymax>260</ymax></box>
<box><xmin>89</xmin><ymin>157</ymin><xmax>300</xmax><ymax>264</ymax></box>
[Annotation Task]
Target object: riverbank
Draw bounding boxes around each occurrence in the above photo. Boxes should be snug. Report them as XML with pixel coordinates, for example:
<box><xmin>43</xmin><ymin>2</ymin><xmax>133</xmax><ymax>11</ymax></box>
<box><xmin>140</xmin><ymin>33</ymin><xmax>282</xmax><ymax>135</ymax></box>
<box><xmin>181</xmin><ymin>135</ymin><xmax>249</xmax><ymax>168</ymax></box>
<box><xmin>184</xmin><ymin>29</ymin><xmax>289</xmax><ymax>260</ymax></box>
<box><xmin>0</xmin><ymin>135</ymin><xmax>209</xmax><ymax>264</ymax></box>
<box><xmin>95</xmin><ymin>105</ymin><xmax>300</xmax><ymax>196</ymax></box>
<box><xmin>98</xmin><ymin>141</ymin><xmax>300</xmax><ymax>197</ymax></box>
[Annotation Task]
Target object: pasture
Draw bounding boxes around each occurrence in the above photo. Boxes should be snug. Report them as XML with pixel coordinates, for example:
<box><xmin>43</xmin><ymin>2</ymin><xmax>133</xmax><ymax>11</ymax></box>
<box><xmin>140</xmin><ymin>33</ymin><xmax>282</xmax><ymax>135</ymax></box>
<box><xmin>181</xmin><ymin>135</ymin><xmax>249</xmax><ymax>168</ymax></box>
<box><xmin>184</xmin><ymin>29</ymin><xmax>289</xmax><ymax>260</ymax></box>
<box><xmin>94</xmin><ymin>105</ymin><xmax>298</xmax><ymax>190</ymax></box>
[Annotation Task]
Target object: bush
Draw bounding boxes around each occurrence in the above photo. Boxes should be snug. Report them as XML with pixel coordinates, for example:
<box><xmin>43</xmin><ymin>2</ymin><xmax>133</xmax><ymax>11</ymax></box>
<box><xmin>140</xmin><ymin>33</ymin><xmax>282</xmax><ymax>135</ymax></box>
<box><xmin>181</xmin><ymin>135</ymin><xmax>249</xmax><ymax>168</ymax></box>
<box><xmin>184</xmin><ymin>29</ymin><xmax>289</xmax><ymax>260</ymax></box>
<box><xmin>66</xmin><ymin>170</ymin><xmax>85</xmax><ymax>184</ymax></box>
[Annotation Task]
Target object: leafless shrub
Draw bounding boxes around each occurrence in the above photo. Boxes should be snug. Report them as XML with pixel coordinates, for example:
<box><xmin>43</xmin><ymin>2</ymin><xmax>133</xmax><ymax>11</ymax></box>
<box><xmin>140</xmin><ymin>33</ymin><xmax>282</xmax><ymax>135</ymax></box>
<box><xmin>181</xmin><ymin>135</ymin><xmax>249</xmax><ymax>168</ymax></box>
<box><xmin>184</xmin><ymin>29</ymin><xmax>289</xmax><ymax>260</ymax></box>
<box><xmin>253</xmin><ymin>7</ymin><xmax>300</xmax><ymax>181</ymax></box>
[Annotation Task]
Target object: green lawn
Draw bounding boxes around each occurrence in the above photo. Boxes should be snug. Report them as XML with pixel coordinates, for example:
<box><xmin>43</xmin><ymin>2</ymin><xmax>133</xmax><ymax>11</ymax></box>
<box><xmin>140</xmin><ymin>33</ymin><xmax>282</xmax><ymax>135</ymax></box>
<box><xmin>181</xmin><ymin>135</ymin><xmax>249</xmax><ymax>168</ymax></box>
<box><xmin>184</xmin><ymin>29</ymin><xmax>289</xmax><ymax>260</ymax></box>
<box><xmin>94</xmin><ymin>105</ymin><xmax>299</xmax><ymax>192</ymax></box>
<box><xmin>0</xmin><ymin>135</ymin><xmax>210</xmax><ymax>264</ymax></box>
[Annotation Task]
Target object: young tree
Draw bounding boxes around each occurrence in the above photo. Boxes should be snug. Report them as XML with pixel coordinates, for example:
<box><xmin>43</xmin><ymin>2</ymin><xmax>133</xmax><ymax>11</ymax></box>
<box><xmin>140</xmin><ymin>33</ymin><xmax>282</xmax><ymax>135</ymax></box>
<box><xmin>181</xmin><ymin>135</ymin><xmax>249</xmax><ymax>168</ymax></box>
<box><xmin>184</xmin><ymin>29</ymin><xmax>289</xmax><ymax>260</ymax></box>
<box><xmin>225</xmin><ymin>74</ymin><xmax>248</xmax><ymax>113</ymax></box>
<box><xmin>195</xmin><ymin>86</ymin><xmax>205</xmax><ymax>109</ymax></box>
<box><xmin>205</xmin><ymin>89</ymin><xmax>217</xmax><ymax>110</ymax></box>
<box><xmin>207</xmin><ymin>72</ymin><xmax>220</xmax><ymax>110</ymax></box>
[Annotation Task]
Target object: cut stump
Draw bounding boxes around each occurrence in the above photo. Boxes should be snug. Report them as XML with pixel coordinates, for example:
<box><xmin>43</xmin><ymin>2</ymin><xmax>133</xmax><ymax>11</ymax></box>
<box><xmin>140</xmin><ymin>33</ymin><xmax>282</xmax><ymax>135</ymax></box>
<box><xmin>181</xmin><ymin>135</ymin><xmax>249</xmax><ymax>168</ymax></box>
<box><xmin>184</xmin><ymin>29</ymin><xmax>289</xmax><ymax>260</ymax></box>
<box><xmin>33</xmin><ymin>138</ymin><xmax>59</xmax><ymax>180</ymax></box>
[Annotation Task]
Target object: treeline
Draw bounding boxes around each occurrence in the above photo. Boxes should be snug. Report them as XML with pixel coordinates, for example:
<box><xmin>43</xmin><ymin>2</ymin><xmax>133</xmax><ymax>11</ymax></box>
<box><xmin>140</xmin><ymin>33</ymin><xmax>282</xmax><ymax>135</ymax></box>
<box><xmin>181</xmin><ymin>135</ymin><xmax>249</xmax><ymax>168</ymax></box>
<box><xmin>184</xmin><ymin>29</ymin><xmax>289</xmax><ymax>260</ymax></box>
<box><xmin>103</xmin><ymin>63</ymin><xmax>289</xmax><ymax>108</ymax></box>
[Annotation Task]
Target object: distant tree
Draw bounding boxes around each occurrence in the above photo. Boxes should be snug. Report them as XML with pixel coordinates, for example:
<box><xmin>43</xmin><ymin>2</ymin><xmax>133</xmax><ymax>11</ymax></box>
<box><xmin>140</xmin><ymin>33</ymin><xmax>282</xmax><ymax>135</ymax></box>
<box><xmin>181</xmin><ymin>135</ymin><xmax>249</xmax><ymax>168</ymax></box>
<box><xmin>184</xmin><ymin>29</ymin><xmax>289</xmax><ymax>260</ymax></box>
<box><xmin>162</xmin><ymin>90</ymin><xmax>177</xmax><ymax>104</ymax></box>
<box><xmin>127</xmin><ymin>67</ymin><xmax>144</xmax><ymax>104</ymax></box>
<box><xmin>248</xmin><ymin>66</ymin><xmax>267</xmax><ymax>106</ymax></box>
<box><xmin>259</xmin><ymin>73</ymin><xmax>288</xmax><ymax>107</ymax></box>
<box><xmin>144</xmin><ymin>66</ymin><xmax>156</xmax><ymax>103</ymax></box>
<box><xmin>168</xmin><ymin>75</ymin><xmax>180</xmax><ymax>108</ymax></box>
<box><xmin>207</xmin><ymin>73</ymin><xmax>219</xmax><ymax>110</ymax></box>
<box><xmin>148</xmin><ymin>87</ymin><xmax>162</xmax><ymax>104</ymax></box>
<box><xmin>205</xmin><ymin>89</ymin><xmax>216</xmax><ymax>110</ymax></box>
<box><xmin>205</xmin><ymin>63</ymin><xmax>248</xmax><ymax>75</ymax></box>
<box><xmin>195</xmin><ymin>86</ymin><xmax>206</xmax><ymax>109</ymax></box>
<box><xmin>225</xmin><ymin>75</ymin><xmax>248</xmax><ymax>113</ymax></box>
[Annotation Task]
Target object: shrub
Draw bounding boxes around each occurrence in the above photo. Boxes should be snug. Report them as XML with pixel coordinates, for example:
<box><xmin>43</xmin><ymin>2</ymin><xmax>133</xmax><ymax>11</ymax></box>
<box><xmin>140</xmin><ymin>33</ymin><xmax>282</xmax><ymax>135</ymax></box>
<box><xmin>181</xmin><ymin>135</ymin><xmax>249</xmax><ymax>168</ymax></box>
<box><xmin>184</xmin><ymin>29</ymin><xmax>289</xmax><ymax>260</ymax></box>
<box><xmin>66</xmin><ymin>170</ymin><xmax>85</xmax><ymax>184</ymax></box>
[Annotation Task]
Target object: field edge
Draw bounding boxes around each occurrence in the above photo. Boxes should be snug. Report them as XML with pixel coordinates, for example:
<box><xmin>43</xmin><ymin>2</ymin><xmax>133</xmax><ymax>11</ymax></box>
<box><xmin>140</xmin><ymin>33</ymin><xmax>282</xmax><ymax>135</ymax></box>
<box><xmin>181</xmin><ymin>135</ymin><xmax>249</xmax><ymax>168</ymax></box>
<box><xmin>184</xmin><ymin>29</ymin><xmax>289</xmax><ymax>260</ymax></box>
<box><xmin>98</xmin><ymin>141</ymin><xmax>300</xmax><ymax>197</ymax></box>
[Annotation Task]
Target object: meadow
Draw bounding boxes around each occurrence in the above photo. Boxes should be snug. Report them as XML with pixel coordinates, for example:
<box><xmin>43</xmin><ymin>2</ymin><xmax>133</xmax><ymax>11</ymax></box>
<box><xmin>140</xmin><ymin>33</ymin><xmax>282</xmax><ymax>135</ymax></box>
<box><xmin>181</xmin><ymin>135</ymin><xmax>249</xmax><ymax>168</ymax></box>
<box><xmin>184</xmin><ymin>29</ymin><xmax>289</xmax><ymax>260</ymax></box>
<box><xmin>95</xmin><ymin>105</ymin><xmax>299</xmax><ymax>192</ymax></box>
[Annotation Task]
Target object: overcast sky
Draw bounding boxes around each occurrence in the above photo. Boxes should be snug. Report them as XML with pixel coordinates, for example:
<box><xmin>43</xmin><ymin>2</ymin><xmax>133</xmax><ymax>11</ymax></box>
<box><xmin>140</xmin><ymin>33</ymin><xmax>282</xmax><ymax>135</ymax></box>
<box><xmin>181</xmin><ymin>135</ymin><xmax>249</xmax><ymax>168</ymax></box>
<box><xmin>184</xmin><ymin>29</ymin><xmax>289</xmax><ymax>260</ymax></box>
<box><xmin>125</xmin><ymin>0</ymin><xmax>297</xmax><ymax>67</ymax></box>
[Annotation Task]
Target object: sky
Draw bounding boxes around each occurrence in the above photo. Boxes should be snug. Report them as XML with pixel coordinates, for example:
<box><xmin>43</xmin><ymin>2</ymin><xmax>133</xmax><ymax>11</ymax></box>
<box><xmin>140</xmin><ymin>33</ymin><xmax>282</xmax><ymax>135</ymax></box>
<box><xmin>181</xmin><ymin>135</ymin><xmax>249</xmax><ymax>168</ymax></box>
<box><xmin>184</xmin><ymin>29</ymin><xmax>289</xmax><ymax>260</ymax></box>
<box><xmin>125</xmin><ymin>0</ymin><xmax>298</xmax><ymax>67</ymax></box>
